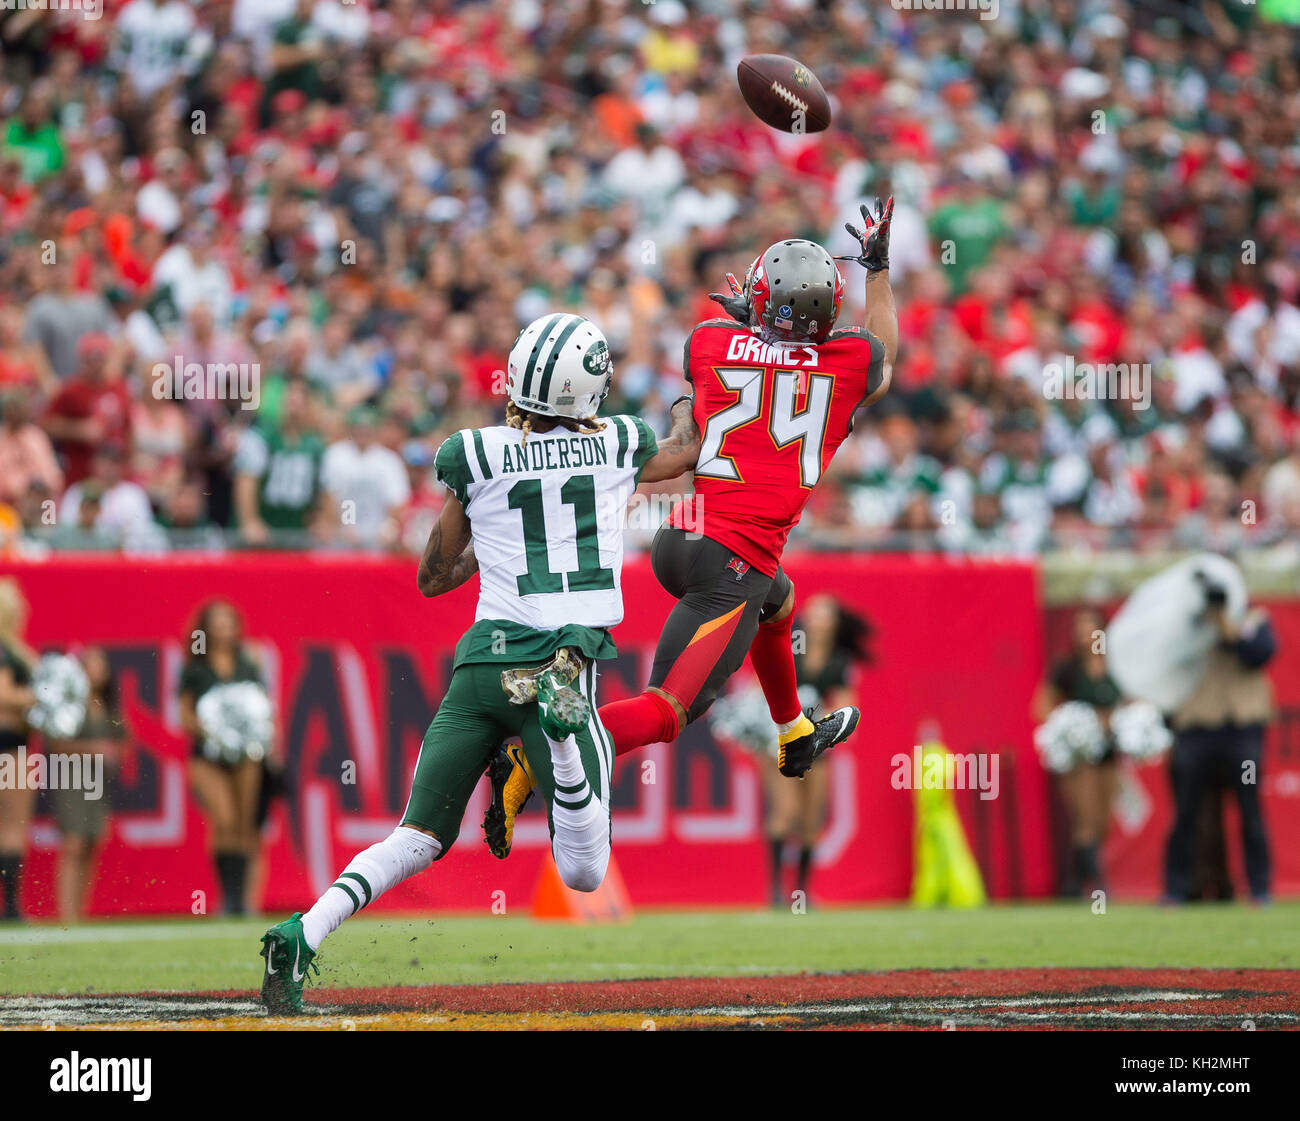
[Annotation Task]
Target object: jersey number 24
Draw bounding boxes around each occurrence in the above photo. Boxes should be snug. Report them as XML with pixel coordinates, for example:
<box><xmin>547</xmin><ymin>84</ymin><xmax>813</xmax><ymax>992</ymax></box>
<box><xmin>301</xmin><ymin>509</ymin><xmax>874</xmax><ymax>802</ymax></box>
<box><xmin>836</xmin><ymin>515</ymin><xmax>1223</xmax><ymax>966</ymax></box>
<box><xmin>695</xmin><ymin>366</ymin><xmax>834</xmax><ymax>489</ymax></box>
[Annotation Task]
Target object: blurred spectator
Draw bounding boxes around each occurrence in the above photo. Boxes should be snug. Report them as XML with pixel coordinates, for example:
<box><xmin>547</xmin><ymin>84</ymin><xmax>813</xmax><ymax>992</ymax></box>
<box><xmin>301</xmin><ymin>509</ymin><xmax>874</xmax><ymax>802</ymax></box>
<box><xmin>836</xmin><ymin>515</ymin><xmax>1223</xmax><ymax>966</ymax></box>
<box><xmin>388</xmin><ymin>439</ymin><xmax>444</xmax><ymax>554</ymax></box>
<box><xmin>0</xmin><ymin>391</ymin><xmax>63</xmax><ymax>505</ymax></box>
<box><xmin>927</xmin><ymin>172</ymin><xmax>1006</xmax><ymax>295</ymax></box>
<box><xmin>23</xmin><ymin>260</ymin><xmax>119</xmax><ymax>379</ymax></box>
<box><xmin>603</xmin><ymin>123</ymin><xmax>686</xmax><ymax>231</ymax></box>
<box><xmin>112</xmin><ymin>0</ymin><xmax>206</xmax><ymax>100</ymax></box>
<box><xmin>131</xmin><ymin>377</ymin><xmax>191</xmax><ymax>509</ymax></box>
<box><xmin>157</xmin><ymin>475</ymin><xmax>218</xmax><ymax>540</ymax></box>
<box><xmin>234</xmin><ymin>380</ymin><xmax>329</xmax><ymax>545</ymax></box>
<box><xmin>2</xmin><ymin>80</ymin><xmax>64</xmax><ymax>183</ymax></box>
<box><xmin>43</xmin><ymin>333</ymin><xmax>132</xmax><ymax>486</ymax></box>
<box><xmin>321</xmin><ymin>406</ymin><xmax>409</xmax><ymax>545</ymax></box>
<box><xmin>306</xmin><ymin>317</ymin><xmax>380</xmax><ymax>409</ymax></box>
<box><xmin>1262</xmin><ymin>430</ymin><xmax>1300</xmax><ymax>528</ymax></box>
<box><xmin>151</xmin><ymin>218</ymin><xmax>234</xmax><ymax>325</ymax></box>
<box><xmin>0</xmin><ymin>305</ymin><xmax>55</xmax><ymax>395</ymax></box>
<box><xmin>59</xmin><ymin>446</ymin><xmax>160</xmax><ymax>547</ymax></box>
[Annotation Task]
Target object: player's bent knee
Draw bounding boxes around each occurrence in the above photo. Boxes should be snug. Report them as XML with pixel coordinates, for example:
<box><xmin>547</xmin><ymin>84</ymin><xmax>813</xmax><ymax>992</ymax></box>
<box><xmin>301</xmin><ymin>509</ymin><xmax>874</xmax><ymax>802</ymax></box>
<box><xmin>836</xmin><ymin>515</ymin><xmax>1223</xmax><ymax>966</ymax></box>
<box><xmin>763</xmin><ymin>583</ymin><xmax>796</xmax><ymax>625</ymax></box>
<box><xmin>397</xmin><ymin>821</ymin><xmax>447</xmax><ymax>864</ymax></box>
<box><xmin>559</xmin><ymin>863</ymin><xmax>605</xmax><ymax>894</ymax></box>
<box><xmin>554</xmin><ymin>843</ymin><xmax>610</xmax><ymax>893</ymax></box>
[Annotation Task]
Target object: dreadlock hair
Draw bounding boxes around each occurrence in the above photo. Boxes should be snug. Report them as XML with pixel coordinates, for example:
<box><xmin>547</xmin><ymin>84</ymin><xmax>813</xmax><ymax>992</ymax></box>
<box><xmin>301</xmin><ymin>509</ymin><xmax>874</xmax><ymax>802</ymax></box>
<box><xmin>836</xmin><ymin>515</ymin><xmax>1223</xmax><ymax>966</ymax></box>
<box><xmin>506</xmin><ymin>401</ymin><xmax>607</xmax><ymax>445</ymax></box>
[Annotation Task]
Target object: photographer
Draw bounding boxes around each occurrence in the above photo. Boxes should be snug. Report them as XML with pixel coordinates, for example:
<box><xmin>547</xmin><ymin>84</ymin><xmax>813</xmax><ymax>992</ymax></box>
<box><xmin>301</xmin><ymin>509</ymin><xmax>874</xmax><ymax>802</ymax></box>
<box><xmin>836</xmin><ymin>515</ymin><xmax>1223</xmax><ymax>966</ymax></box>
<box><xmin>1163</xmin><ymin>581</ymin><xmax>1277</xmax><ymax>904</ymax></box>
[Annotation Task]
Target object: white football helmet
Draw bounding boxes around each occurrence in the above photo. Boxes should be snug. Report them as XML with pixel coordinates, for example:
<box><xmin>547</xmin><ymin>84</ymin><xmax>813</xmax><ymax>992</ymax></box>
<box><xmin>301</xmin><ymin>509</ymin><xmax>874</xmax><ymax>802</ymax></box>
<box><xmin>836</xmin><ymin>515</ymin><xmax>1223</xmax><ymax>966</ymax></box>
<box><xmin>506</xmin><ymin>313</ymin><xmax>612</xmax><ymax>421</ymax></box>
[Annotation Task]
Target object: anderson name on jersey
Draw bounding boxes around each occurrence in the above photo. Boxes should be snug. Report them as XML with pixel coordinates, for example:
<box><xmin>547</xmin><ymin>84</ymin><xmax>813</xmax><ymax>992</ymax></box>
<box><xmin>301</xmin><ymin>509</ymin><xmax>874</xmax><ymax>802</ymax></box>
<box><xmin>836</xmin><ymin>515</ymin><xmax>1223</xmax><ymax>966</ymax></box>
<box><xmin>668</xmin><ymin>319</ymin><xmax>886</xmax><ymax>576</ymax></box>
<box><xmin>435</xmin><ymin>415</ymin><xmax>658</xmax><ymax>664</ymax></box>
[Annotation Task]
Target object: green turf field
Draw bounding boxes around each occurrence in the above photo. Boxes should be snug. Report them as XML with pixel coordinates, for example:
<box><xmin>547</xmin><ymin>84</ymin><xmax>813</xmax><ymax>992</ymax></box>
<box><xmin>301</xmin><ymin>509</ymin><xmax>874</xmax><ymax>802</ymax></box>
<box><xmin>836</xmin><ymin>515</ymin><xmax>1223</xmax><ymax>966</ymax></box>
<box><xmin>1</xmin><ymin>901</ymin><xmax>1296</xmax><ymax>995</ymax></box>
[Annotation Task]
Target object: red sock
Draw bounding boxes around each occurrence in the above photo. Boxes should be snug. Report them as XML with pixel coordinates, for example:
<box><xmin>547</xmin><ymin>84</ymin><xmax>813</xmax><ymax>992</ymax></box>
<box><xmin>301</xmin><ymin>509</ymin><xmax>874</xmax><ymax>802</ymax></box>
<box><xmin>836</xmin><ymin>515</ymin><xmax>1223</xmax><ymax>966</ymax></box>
<box><xmin>749</xmin><ymin>610</ymin><xmax>804</xmax><ymax>725</ymax></box>
<box><xmin>599</xmin><ymin>692</ymin><xmax>681</xmax><ymax>757</ymax></box>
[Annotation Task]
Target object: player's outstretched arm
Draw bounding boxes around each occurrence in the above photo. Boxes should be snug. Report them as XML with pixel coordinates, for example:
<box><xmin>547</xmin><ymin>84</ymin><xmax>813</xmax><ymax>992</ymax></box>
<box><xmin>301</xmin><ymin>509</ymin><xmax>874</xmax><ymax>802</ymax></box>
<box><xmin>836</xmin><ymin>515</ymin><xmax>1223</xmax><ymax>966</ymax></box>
<box><xmin>839</xmin><ymin>196</ymin><xmax>898</xmax><ymax>406</ymax></box>
<box><xmin>638</xmin><ymin>395</ymin><xmax>702</xmax><ymax>484</ymax></box>
<box><xmin>861</xmin><ymin>270</ymin><xmax>896</xmax><ymax>407</ymax></box>
<box><xmin>416</xmin><ymin>495</ymin><xmax>478</xmax><ymax>597</ymax></box>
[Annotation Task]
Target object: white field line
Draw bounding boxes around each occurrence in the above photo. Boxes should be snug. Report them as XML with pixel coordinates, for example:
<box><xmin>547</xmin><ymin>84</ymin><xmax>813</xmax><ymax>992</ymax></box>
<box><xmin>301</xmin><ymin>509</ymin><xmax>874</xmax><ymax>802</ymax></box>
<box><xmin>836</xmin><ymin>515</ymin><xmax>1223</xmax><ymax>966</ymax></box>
<box><xmin>0</xmin><ymin>922</ymin><xmax>262</xmax><ymax>945</ymax></box>
<box><xmin>697</xmin><ymin>990</ymin><xmax>1212</xmax><ymax>1015</ymax></box>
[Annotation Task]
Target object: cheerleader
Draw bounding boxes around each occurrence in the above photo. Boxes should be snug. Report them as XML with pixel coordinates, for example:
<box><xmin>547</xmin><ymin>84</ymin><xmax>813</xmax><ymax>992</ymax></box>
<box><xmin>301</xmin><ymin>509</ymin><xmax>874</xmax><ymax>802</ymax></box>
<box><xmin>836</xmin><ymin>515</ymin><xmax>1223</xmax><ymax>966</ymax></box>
<box><xmin>1036</xmin><ymin>606</ymin><xmax>1121</xmax><ymax>896</ymax></box>
<box><xmin>179</xmin><ymin>600</ymin><xmax>268</xmax><ymax>916</ymax></box>
<box><xmin>0</xmin><ymin>578</ymin><xmax>36</xmax><ymax>920</ymax></box>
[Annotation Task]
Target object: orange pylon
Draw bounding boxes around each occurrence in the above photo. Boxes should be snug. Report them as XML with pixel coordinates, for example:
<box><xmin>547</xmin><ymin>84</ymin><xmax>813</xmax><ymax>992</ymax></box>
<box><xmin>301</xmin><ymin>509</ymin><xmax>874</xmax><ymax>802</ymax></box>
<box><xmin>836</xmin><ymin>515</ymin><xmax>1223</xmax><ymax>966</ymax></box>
<box><xmin>531</xmin><ymin>850</ymin><xmax>633</xmax><ymax>922</ymax></box>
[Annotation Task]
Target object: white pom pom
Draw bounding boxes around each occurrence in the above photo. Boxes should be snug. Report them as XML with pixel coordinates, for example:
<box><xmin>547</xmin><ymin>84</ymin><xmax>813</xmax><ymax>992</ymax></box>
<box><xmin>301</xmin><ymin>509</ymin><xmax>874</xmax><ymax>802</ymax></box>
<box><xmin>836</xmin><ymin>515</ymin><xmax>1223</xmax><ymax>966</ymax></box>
<box><xmin>27</xmin><ymin>654</ymin><xmax>90</xmax><ymax>741</ymax></box>
<box><xmin>197</xmin><ymin>682</ymin><xmax>274</xmax><ymax>765</ymax></box>
<box><xmin>1034</xmin><ymin>701</ymin><xmax>1106</xmax><ymax>773</ymax></box>
<box><xmin>708</xmin><ymin>683</ymin><xmax>779</xmax><ymax>756</ymax></box>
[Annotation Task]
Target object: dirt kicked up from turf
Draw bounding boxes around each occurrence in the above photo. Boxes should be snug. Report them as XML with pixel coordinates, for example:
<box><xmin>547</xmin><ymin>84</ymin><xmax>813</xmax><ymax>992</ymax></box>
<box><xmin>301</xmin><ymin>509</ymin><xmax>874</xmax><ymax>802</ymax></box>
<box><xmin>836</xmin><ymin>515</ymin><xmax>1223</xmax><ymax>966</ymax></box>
<box><xmin>5</xmin><ymin>970</ymin><xmax>1300</xmax><ymax>1029</ymax></box>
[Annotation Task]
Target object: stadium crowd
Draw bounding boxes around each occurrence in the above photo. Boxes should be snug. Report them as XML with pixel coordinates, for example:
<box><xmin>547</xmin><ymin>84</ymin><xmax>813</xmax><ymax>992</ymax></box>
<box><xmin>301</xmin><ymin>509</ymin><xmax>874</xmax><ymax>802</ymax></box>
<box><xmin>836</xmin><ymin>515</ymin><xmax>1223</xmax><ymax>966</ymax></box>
<box><xmin>0</xmin><ymin>0</ymin><xmax>1299</xmax><ymax>558</ymax></box>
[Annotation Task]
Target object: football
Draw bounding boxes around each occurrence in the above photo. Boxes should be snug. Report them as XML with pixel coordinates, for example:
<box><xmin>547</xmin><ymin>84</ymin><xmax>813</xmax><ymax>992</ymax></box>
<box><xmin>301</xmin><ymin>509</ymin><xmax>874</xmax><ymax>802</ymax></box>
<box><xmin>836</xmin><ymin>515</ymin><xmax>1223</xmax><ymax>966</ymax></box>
<box><xmin>736</xmin><ymin>53</ymin><xmax>832</xmax><ymax>133</ymax></box>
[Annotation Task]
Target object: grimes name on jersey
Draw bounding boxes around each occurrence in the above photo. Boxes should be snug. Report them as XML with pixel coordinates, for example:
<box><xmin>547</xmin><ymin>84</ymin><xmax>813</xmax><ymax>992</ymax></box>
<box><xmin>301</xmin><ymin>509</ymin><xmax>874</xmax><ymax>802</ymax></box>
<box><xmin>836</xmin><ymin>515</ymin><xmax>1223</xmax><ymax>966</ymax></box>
<box><xmin>500</xmin><ymin>433</ymin><xmax>609</xmax><ymax>474</ymax></box>
<box><xmin>725</xmin><ymin>335</ymin><xmax>820</xmax><ymax>366</ymax></box>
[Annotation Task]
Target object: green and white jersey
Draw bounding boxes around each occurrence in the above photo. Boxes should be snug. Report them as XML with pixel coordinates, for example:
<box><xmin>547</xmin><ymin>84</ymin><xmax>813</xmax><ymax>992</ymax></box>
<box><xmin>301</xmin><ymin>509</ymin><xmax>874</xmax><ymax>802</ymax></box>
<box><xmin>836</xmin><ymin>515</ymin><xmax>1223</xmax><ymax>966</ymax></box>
<box><xmin>435</xmin><ymin>415</ymin><xmax>658</xmax><ymax>647</ymax></box>
<box><xmin>235</xmin><ymin>426</ymin><xmax>325</xmax><ymax>530</ymax></box>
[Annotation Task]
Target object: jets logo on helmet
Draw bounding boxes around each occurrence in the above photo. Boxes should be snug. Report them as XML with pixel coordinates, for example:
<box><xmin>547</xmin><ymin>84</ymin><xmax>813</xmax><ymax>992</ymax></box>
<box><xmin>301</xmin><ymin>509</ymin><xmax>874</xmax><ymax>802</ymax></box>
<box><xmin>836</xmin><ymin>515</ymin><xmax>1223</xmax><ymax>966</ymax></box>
<box><xmin>583</xmin><ymin>339</ymin><xmax>611</xmax><ymax>376</ymax></box>
<box><xmin>507</xmin><ymin>314</ymin><xmax>613</xmax><ymax>420</ymax></box>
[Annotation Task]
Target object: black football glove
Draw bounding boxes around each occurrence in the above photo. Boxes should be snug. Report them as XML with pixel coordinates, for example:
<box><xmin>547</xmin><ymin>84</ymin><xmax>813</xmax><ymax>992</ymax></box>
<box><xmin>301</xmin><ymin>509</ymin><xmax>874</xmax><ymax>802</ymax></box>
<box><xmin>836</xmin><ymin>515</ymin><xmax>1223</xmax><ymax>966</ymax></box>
<box><xmin>708</xmin><ymin>272</ymin><xmax>750</xmax><ymax>325</ymax></box>
<box><xmin>836</xmin><ymin>196</ymin><xmax>894</xmax><ymax>273</ymax></box>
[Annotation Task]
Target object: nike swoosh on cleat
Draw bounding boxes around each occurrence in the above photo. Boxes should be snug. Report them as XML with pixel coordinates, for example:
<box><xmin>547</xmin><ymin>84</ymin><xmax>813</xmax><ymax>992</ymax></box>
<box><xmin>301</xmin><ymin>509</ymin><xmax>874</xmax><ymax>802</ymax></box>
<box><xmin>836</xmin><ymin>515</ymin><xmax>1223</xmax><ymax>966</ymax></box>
<box><xmin>291</xmin><ymin>942</ymin><xmax>305</xmax><ymax>983</ymax></box>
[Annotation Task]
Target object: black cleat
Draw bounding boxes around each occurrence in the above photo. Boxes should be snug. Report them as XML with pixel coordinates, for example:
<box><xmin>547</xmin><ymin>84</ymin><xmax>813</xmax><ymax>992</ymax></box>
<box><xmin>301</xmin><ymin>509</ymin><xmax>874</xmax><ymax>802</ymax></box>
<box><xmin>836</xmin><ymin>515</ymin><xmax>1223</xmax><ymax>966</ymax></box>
<box><xmin>778</xmin><ymin>706</ymin><xmax>860</xmax><ymax>778</ymax></box>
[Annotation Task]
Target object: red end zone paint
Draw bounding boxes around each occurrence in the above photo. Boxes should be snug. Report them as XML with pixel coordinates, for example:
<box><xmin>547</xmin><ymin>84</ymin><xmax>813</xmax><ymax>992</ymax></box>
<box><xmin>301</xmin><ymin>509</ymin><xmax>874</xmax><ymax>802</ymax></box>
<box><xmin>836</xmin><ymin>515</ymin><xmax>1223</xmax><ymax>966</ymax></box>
<box><xmin>11</xmin><ymin>969</ymin><xmax>1293</xmax><ymax>1030</ymax></box>
<box><xmin>307</xmin><ymin>968</ymin><xmax>1300</xmax><ymax>1028</ymax></box>
<box><xmin>316</xmin><ymin>968</ymin><xmax>1293</xmax><ymax>1007</ymax></box>
<box><xmin>310</xmin><ymin>968</ymin><xmax>1300</xmax><ymax>1021</ymax></box>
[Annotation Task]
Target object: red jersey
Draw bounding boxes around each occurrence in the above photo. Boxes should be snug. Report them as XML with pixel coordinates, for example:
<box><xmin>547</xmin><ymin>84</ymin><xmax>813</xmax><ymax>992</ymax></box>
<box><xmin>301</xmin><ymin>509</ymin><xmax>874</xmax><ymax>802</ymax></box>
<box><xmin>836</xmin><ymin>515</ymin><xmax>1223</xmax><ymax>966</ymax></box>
<box><xmin>668</xmin><ymin>319</ymin><xmax>886</xmax><ymax>576</ymax></box>
<box><xmin>46</xmin><ymin>377</ymin><xmax>131</xmax><ymax>485</ymax></box>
